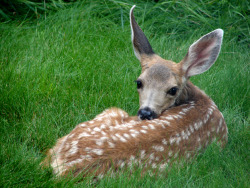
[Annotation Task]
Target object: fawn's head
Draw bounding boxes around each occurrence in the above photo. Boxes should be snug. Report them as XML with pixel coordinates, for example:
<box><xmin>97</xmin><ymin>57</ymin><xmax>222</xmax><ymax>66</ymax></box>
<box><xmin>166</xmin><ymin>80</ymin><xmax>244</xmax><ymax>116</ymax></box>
<box><xmin>130</xmin><ymin>6</ymin><xmax>223</xmax><ymax>120</ymax></box>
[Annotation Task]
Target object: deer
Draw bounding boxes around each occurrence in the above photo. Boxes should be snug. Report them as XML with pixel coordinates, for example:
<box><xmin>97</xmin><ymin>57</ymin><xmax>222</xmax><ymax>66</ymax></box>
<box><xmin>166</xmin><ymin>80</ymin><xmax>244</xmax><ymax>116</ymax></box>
<box><xmin>41</xmin><ymin>5</ymin><xmax>228</xmax><ymax>178</ymax></box>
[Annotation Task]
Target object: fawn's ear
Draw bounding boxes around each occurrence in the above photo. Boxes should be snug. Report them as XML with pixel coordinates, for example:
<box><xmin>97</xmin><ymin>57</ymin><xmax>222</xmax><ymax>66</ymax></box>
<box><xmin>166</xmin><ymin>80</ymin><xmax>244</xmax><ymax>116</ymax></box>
<box><xmin>181</xmin><ymin>29</ymin><xmax>224</xmax><ymax>78</ymax></box>
<box><xmin>130</xmin><ymin>5</ymin><xmax>154</xmax><ymax>63</ymax></box>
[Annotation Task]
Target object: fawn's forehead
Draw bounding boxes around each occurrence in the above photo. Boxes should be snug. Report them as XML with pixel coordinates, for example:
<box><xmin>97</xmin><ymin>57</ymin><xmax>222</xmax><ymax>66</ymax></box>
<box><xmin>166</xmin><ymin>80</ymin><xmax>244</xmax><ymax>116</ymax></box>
<box><xmin>147</xmin><ymin>64</ymin><xmax>172</xmax><ymax>80</ymax></box>
<box><xmin>141</xmin><ymin>63</ymin><xmax>179</xmax><ymax>84</ymax></box>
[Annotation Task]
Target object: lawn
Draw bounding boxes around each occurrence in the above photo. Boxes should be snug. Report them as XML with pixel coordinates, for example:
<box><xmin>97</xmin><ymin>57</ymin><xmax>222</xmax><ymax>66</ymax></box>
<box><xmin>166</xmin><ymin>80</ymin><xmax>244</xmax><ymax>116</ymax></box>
<box><xmin>0</xmin><ymin>0</ymin><xmax>249</xmax><ymax>187</ymax></box>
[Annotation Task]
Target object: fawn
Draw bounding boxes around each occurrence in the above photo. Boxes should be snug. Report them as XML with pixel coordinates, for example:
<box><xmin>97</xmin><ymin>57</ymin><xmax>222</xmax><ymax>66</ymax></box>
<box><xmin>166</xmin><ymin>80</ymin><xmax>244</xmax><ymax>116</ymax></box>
<box><xmin>42</xmin><ymin>5</ymin><xmax>228</xmax><ymax>177</ymax></box>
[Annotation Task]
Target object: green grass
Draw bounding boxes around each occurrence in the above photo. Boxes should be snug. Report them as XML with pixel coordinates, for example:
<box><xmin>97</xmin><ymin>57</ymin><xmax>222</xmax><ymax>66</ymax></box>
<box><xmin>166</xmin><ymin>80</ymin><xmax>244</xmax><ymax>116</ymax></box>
<box><xmin>0</xmin><ymin>0</ymin><xmax>249</xmax><ymax>187</ymax></box>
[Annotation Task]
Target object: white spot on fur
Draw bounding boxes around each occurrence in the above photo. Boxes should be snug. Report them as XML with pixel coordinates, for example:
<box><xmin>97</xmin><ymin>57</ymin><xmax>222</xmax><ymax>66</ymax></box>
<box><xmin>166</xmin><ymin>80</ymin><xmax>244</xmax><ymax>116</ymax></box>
<box><xmin>219</xmin><ymin>111</ymin><xmax>224</xmax><ymax>119</ymax></box>
<box><xmin>176</xmin><ymin>137</ymin><xmax>181</xmax><ymax>145</ymax></box>
<box><xmin>129</xmin><ymin>129</ymin><xmax>139</xmax><ymax>134</ymax></box>
<box><xmin>211</xmin><ymin>105</ymin><xmax>216</xmax><ymax>110</ymax></box>
<box><xmin>85</xmin><ymin>147</ymin><xmax>91</xmax><ymax>152</ymax></box>
<box><xmin>120</xmin><ymin>137</ymin><xmax>127</xmax><ymax>142</ymax></box>
<box><xmin>131</xmin><ymin>133</ymin><xmax>137</xmax><ymax>138</ymax></box>
<box><xmin>67</xmin><ymin>140</ymin><xmax>78</xmax><ymax>155</ymax></box>
<box><xmin>115</xmin><ymin>133</ymin><xmax>127</xmax><ymax>142</ymax></box>
<box><xmin>189</xmin><ymin>125</ymin><xmax>194</xmax><ymax>133</ymax></box>
<box><xmin>110</xmin><ymin>111</ymin><xmax>118</xmax><ymax>117</ymax></box>
<box><xmin>111</xmin><ymin>135</ymin><xmax>118</xmax><ymax>141</ymax></box>
<box><xmin>161</xmin><ymin>120</ymin><xmax>170</xmax><ymax>126</ymax></box>
<box><xmin>173</xmin><ymin>114</ymin><xmax>182</xmax><ymax>119</ymax></box>
<box><xmin>95</xmin><ymin>116</ymin><xmax>104</xmax><ymax>121</ymax></box>
<box><xmin>142</xmin><ymin>126</ymin><xmax>148</xmax><ymax>129</ymax></box>
<box><xmin>181</xmin><ymin>108</ymin><xmax>189</xmax><ymax>113</ymax></box>
<box><xmin>96</xmin><ymin>140</ymin><xmax>104</xmax><ymax>146</ymax></box>
<box><xmin>181</xmin><ymin>130</ymin><xmax>185</xmax><ymax>137</ymax></box>
<box><xmin>186</xmin><ymin>130</ymin><xmax>191</xmax><ymax>136</ymax></box>
<box><xmin>92</xmin><ymin>149</ymin><xmax>104</xmax><ymax>155</ymax></box>
<box><xmin>160</xmin><ymin>163</ymin><xmax>168</xmax><ymax>170</ymax></box>
<box><xmin>199</xmin><ymin>121</ymin><xmax>203</xmax><ymax>128</ymax></box>
<box><xmin>80</xmin><ymin>154</ymin><xmax>92</xmax><ymax>161</ymax></box>
<box><xmin>105</xmin><ymin>118</ymin><xmax>111</xmax><ymax>125</ymax></box>
<box><xmin>68</xmin><ymin>133</ymin><xmax>75</xmax><ymax>139</ymax></box>
<box><xmin>123</xmin><ymin>133</ymin><xmax>130</xmax><ymax>139</ymax></box>
<box><xmin>164</xmin><ymin>116</ymin><xmax>174</xmax><ymax>121</ymax></box>
<box><xmin>114</xmin><ymin>120</ymin><xmax>119</xmax><ymax>126</ymax></box>
<box><xmin>67</xmin><ymin>158</ymin><xmax>83</xmax><ymax>166</ymax></box>
<box><xmin>140</xmin><ymin>150</ymin><xmax>146</xmax><ymax>159</ymax></box>
<box><xmin>162</xmin><ymin>139</ymin><xmax>168</xmax><ymax>145</ymax></box>
<box><xmin>181</xmin><ymin>130</ymin><xmax>188</xmax><ymax>140</ymax></box>
<box><xmin>93</xmin><ymin>127</ymin><xmax>101</xmax><ymax>132</ymax></box>
<box><xmin>194</xmin><ymin>123</ymin><xmax>198</xmax><ymax>130</ymax></box>
<box><xmin>100</xmin><ymin>124</ymin><xmax>106</xmax><ymax>129</ymax></box>
<box><xmin>108</xmin><ymin>141</ymin><xmax>115</xmax><ymax>148</ymax></box>
<box><xmin>204</xmin><ymin>113</ymin><xmax>210</xmax><ymax>124</ymax></box>
<box><xmin>169</xmin><ymin>137</ymin><xmax>176</xmax><ymax>145</ymax></box>
<box><xmin>140</xmin><ymin>130</ymin><xmax>147</xmax><ymax>134</ymax></box>
<box><xmin>149</xmin><ymin>153</ymin><xmax>155</xmax><ymax>160</ymax></box>
<box><xmin>148</xmin><ymin>124</ymin><xmax>155</xmax><ymax>130</ymax></box>
<box><xmin>130</xmin><ymin>155</ymin><xmax>135</xmax><ymax>161</ymax></box>
<box><xmin>79</xmin><ymin>123</ymin><xmax>86</xmax><ymax>127</ymax></box>
<box><xmin>179</xmin><ymin>111</ymin><xmax>186</xmax><ymax>115</ymax></box>
<box><xmin>119</xmin><ymin>161</ymin><xmax>125</xmax><ymax>168</ymax></box>
<box><xmin>153</xmin><ymin>145</ymin><xmax>164</xmax><ymax>152</ymax></box>
<box><xmin>101</xmin><ymin>131</ymin><xmax>106</xmax><ymax>135</ymax></box>
<box><xmin>100</xmin><ymin>137</ymin><xmax>108</xmax><ymax>141</ymax></box>
<box><xmin>208</xmin><ymin>107</ymin><xmax>213</xmax><ymax>115</ymax></box>
<box><xmin>78</xmin><ymin>132</ymin><xmax>91</xmax><ymax>138</ymax></box>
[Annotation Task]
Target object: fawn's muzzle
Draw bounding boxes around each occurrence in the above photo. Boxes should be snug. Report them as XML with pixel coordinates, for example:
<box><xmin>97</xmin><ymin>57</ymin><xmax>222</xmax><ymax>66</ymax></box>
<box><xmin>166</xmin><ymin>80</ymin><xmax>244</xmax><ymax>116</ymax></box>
<box><xmin>138</xmin><ymin>107</ymin><xmax>157</xmax><ymax>120</ymax></box>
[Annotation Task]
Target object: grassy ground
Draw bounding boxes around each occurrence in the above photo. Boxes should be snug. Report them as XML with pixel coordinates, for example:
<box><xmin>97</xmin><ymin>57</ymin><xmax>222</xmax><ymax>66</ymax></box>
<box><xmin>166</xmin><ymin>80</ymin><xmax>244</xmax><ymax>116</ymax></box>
<box><xmin>0</xmin><ymin>1</ymin><xmax>249</xmax><ymax>187</ymax></box>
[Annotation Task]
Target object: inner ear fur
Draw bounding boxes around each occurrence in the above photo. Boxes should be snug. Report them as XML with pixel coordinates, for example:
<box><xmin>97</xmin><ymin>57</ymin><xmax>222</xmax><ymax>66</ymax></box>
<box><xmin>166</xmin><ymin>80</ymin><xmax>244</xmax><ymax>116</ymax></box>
<box><xmin>181</xmin><ymin>29</ymin><xmax>224</xmax><ymax>78</ymax></box>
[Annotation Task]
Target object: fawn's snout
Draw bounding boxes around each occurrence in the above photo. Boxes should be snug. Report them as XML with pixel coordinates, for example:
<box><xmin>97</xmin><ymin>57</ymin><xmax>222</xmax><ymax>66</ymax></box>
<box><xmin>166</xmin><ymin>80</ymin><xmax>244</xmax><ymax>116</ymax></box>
<box><xmin>138</xmin><ymin>107</ymin><xmax>157</xmax><ymax>120</ymax></box>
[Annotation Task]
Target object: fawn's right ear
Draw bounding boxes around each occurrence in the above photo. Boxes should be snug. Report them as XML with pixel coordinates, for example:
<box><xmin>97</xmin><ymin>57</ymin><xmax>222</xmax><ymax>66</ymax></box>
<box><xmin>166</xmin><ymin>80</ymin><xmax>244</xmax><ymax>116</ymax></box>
<box><xmin>181</xmin><ymin>29</ymin><xmax>224</xmax><ymax>79</ymax></box>
<box><xmin>130</xmin><ymin>5</ymin><xmax>154</xmax><ymax>65</ymax></box>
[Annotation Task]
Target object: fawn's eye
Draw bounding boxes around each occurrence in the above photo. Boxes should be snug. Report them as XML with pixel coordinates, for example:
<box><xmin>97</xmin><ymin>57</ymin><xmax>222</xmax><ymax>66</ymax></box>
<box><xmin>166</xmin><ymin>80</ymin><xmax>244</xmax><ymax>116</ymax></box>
<box><xmin>135</xmin><ymin>80</ymin><xmax>143</xmax><ymax>89</ymax></box>
<box><xmin>167</xmin><ymin>87</ymin><xmax>178</xmax><ymax>96</ymax></box>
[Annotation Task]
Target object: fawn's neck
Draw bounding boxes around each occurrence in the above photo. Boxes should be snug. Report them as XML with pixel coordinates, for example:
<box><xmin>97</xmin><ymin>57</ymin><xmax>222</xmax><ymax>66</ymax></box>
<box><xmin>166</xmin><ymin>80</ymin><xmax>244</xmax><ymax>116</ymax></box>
<box><xmin>175</xmin><ymin>81</ymin><xmax>206</xmax><ymax>106</ymax></box>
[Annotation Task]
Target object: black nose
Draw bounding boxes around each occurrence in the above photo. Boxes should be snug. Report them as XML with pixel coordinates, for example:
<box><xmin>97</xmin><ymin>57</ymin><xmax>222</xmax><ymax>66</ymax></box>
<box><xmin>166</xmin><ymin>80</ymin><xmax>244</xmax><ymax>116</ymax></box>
<box><xmin>138</xmin><ymin>107</ymin><xmax>157</xmax><ymax>120</ymax></box>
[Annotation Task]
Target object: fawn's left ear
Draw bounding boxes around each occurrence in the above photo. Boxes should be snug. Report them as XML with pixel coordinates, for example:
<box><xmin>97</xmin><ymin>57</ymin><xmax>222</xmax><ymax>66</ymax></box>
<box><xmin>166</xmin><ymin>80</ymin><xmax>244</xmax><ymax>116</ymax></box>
<box><xmin>181</xmin><ymin>29</ymin><xmax>224</xmax><ymax>78</ymax></box>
